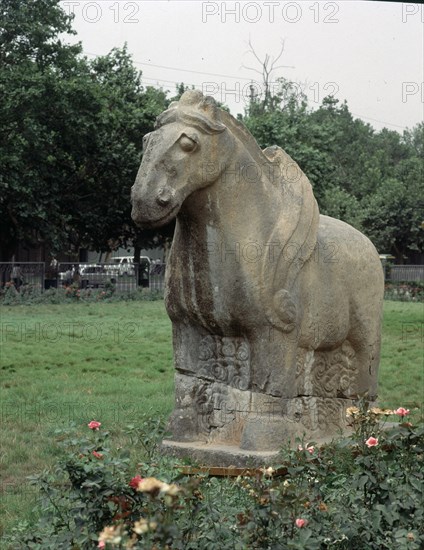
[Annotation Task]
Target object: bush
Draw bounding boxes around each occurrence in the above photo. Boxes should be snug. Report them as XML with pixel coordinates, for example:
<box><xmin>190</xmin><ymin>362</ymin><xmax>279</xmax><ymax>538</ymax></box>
<box><xmin>1</xmin><ymin>401</ymin><xmax>423</xmax><ymax>549</ymax></box>
<box><xmin>0</xmin><ymin>285</ymin><xmax>164</xmax><ymax>305</ymax></box>
<box><xmin>384</xmin><ymin>281</ymin><xmax>423</xmax><ymax>302</ymax></box>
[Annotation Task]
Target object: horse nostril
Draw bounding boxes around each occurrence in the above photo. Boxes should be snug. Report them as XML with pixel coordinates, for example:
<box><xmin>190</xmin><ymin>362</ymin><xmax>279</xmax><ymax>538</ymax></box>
<box><xmin>157</xmin><ymin>198</ymin><xmax>169</xmax><ymax>206</ymax></box>
<box><xmin>156</xmin><ymin>188</ymin><xmax>172</xmax><ymax>207</ymax></box>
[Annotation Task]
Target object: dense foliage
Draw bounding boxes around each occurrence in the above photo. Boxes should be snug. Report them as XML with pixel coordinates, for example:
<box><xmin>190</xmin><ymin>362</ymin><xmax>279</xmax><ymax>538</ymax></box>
<box><xmin>243</xmin><ymin>84</ymin><xmax>423</xmax><ymax>263</ymax></box>
<box><xmin>0</xmin><ymin>282</ymin><xmax>165</xmax><ymax>305</ymax></box>
<box><xmin>2</xmin><ymin>402</ymin><xmax>423</xmax><ymax>549</ymax></box>
<box><xmin>0</xmin><ymin>0</ymin><xmax>170</xmax><ymax>260</ymax></box>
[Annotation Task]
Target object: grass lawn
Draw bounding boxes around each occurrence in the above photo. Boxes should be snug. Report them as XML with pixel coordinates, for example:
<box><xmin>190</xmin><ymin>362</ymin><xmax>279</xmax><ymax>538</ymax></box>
<box><xmin>0</xmin><ymin>299</ymin><xmax>422</xmax><ymax>535</ymax></box>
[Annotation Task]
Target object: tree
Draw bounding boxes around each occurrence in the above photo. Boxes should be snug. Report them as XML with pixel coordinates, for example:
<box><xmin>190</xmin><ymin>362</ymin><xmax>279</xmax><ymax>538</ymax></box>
<box><xmin>362</xmin><ymin>156</ymin><xmax>423</xmax><ymax>262</ymax></box>
<box><xmin>63</xmin><ymin>47</ymin><xmax>169</xmax><ymax>255</ymax></box>
<box><xmin>242</xmin><ymin>38</ymin><xmax>295</xmax><ymax>113</ymax></box>
<box><xmin>321</xmin><ymin>186</ymin><xmax>365</xmax><ymax>232</ymax></box>
<box><xmin>0</xmin><ymin>0</ymin><xmax>83</xmax><ymax>259</ymax></box>
<box><xmin>244</xmin><ymin>83</ymin><xmax>340</xmax><ymax>203</ymax></box>
<box><xmin>0</xmin><ymin>0</ymin><xmax>169</xmax><ymax>260</ymax></box>
<box><xmin>402</xmin><ymin>122</ymin><xmax>423</xmax><ymax>158</ymax></box>
<box><xmin>242</xmin><ymin>65</ymin><xmax>423</xmax><ymax>260</ymax></box>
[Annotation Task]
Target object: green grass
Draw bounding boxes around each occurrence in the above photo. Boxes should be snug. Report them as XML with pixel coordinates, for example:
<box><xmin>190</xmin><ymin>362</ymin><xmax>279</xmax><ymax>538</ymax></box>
<box><xmin>378</xmin><ymin>301</ymin><xmax>423</xmax><ymax>414</ymax></box>
<box><xmin>0</xmin><ymin>300</ymin><xmax>173</xmax><ymax>535</ymax></box>
<box><xmin>0</xmin><ymin>299</ymin><xmax>422</xmax><ymax>535</ymax></box>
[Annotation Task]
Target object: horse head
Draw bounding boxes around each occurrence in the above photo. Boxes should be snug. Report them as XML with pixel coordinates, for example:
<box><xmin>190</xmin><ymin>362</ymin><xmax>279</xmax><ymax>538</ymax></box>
<box><xmin>131</xmin><ymin>90</ymin><xmax>235</xmax><ymax>228</ymax></box>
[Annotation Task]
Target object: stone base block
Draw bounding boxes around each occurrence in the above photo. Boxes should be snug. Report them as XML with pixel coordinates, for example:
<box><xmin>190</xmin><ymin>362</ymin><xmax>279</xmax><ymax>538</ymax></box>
<box><xmin>161</xmin><ymin>439</ymin><xmax>280</xmax><ymax>467</ymax></box>
<box><xmin>161</xmin><ymin>424</ymin><xmax>353</xmax><ymax>467</ymax></box>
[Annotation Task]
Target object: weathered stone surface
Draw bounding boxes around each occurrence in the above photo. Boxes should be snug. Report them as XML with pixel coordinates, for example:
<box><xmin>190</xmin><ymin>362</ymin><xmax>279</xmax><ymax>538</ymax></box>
<box><xmin>131</xmin><ymin>90</ymin><xmax>384</xmax><ymax>464</ymax></box>
<box><xmin>161</xmin><ymin>440</ymin><xmax>281</xmax><ymax>468</ymax></box>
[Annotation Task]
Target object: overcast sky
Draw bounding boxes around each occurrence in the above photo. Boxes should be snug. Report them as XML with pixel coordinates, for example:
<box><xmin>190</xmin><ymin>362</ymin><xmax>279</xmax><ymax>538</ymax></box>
<box><xmin>60</xmin><ymin>1</ymin><xmax>423</xmax><ymax>132</ymax></box>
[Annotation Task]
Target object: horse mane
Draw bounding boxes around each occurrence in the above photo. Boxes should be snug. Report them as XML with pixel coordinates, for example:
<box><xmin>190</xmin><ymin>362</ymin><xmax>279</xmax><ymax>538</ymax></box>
<box><xmin>156</xmin><ymin>90</ymin><xmax>226</xmax><ymax>135</ymax></box>
<box><xmin>218</xmin><ymin>110</ymin><xmax>277</xmax><ymax>180</ymax></box>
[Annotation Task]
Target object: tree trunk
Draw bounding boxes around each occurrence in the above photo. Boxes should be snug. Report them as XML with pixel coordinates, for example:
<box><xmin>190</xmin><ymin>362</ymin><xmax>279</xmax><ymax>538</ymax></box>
<box><xmin>133</xmin><ymin>244</ymin><xmax>141</xmax><ymax>264</ymax></box>
<box><xmin>393</xmin><ymin>243</ymin><xmax>404</xmax><ymax>264</ymax></box>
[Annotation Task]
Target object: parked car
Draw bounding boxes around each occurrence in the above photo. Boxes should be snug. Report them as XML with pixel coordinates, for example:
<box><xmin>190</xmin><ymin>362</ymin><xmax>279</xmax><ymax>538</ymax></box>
<box><xmin>80</xmin><ymin>266</ymin><xmax>117</xmax><ymax>288</ymax></box>
<box><xmin>109</xmin><ymin>256</ymin><xmax>151</xmax><ymax>277</ymax></box>
<box><xmin>110</xmin><ymin>256</ymin><xmax>136</xmax><ymax>276</ymax></box>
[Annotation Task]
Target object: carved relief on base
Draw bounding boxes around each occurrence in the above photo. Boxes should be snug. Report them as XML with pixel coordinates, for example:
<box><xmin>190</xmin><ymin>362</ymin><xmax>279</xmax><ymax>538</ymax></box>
<box><xmin>170</xmin><ymin>335</ymin><xmax>359</xmax><ymax>450</ymax></box>
<box><xmin>197</xmin><ymin>335</ymin><xmax>251</xmax><ymax>390</ymax></box>
<box><xmin>295</xmin><ymin>342</ymin><xmax>358</xmax><ymax>398</ymax></box>
<box><xmin>287</xmin><ymin>396</ymin><xmax>352</xmax><ymax>433</ymax></box>
<box><xmin>170</xmin><ymin>372</ymin><xmax>354</xmax><ymax>450</ymax></box>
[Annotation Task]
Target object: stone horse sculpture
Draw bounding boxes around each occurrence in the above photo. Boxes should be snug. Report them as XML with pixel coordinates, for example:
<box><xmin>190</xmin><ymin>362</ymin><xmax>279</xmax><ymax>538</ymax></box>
<box><xmin>131</xmin><ymin>90</ymin><xmax>384</xmax><ymax>462</ymax></box>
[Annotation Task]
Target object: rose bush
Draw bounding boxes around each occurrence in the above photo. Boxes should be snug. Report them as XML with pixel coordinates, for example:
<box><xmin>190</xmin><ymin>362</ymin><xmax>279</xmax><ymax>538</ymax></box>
<box><xmin>2</xmin><ymin>401</ymin><xmax>423</xmax><ymax>549</ymax></box>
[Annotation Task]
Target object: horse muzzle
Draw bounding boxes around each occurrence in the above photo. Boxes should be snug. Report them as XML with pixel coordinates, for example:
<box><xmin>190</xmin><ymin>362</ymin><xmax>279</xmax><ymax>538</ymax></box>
<box><xmin>131</xmin><ymin>185</ymin><xmax>180</xmax><ymax>228</ymax></box>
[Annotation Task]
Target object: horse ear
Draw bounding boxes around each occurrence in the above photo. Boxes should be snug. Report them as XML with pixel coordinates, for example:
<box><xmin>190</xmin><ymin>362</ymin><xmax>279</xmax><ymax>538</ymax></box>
<box><xmin>177</xmin><ymin>90</ymin><xmax>225</xmax><ymax>133</ymax></box>
<box><xmin>202</xmin><ymin>96</ymin><xmax>217</xmax><ymax>107</ymax></box>
<box><xmin>179</xmin><ymin>90</ymin><xmax>220</xmax><ymax>118</ymax></box>
<box><xmin>199</xmin><ymin>95</ymin><xmax>220</xmax><ymax>121</ymax></box>
<box><xmin>179</xmin><ymin>90</ymin><xmax>204</xmax><ymax>106</ymax></box>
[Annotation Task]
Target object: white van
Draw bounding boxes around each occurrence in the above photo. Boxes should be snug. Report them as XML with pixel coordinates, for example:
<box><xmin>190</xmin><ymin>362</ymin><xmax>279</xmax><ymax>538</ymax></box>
<box><xmin>109</xmin><ymin>256</ymin><xmax>151</xmax><ymax>276</ymax></box>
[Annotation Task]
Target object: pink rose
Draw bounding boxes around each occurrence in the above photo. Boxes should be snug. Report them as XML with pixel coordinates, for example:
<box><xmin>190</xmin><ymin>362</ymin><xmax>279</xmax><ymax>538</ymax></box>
<box><xmin>365</xmin><ymin>436</ymin><xmax>378</xmax><ymax>447</ymax></box>
<box><xmin>98</xmin><ymin>542</ymin><xmax>105</xmax><ymax>549</ymax></box>
<box><xmin>295</xmin><ymin>518</ymin><xmax>307</xmax><ymax>528</ymax></box>
<box><xmin>298</xmin><ymin>444</ymin><xmax>315</xmax><ymax>454</ymax></box>
<box><xmin>88</xmin><ymin>420</ymin><xmax>101</xmax><ymax>430</ymax></box>
<box><xmin>92</xmin><ymin>450</ymin><xmax>103</xmax><ymax>459</ymax></box>
<box><xmin>395</xmin><ymin>407</ymin><xmax>410</xmax><ymax>417</ymax></box>
<box><xmin>129</xmin><ymin>475</ymin><xmax>144</xmax><ymax>489</ymax></box>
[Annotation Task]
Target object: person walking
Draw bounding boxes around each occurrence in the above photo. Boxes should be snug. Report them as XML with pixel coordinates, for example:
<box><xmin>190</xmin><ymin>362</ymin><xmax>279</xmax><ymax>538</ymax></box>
<box><xmin>11</xmin><ymin>264</ymin><xmax>23</xmax><ymax>290</ymax></box>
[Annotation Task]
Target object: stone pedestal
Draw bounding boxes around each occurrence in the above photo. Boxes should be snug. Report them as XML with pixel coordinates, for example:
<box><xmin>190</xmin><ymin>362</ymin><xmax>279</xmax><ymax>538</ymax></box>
<box><xmin>162</xmin><ymin>369</ymin><xmax>356</xmax><ymax>466</ymax></box>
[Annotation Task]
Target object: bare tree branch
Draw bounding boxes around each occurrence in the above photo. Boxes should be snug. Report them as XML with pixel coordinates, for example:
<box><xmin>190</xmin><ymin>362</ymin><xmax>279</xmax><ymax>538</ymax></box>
<box><xmin>240</xmin><ymin>64</ymin><xmax>264</xmax><ymax>76</ymax></box>
<box><xmin>242</xmin><ymin>38</ymin><xmax>295</xmax><ymax>80</ymax></box>
<box><xmin>242</xmin><ymin>37</ymin><xmax>295</xmax><ymax>112</ymax></box>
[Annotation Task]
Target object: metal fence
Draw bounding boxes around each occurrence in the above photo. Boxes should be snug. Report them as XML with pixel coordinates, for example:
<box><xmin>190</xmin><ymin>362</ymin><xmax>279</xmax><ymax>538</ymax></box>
<box><xmin>0</xmin><ymin>262</ymin><xmax>45</xmax><ymax>291</ymax></box>
<box><xmin>2</xmin><ymin>261</ymin><xmax>420</xmax><ymax>294</ymax></box>
<box><xmin>55</xmin><ymin>263</ymin><xmax>139</xmax><ymax>292</ymax></box>
<box><xmin>149</xmin><ymin>262</ymin><xmax>166</xmax><ymax>291</ymax></box>
<box><xmin>387</xmin><ymin>265</ymin><xmax>424</xmax><ymax>282</ymax></box>
<box><xmin>0</xmin><ymin>262</ymin><xmax>166</xmax><ymax>293</ymax></box>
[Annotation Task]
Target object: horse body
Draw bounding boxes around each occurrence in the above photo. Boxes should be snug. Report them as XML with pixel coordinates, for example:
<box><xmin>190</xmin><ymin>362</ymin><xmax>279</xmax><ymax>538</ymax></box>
<box><xmin>131</xmin><ymin>91</ymin><xmax>384</xmax><ymax>452</ymax></box>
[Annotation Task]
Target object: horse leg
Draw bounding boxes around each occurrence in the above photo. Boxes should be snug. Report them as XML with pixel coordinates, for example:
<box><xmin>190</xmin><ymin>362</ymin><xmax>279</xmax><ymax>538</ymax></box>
<box><xmin>346</xmin><ymin>312</ymin><xmax>382</xmax><ymax>401</ymax></box>
<box><xmin>165</xmin><ymin>322</ymin><xmax>213</xmax><ymax>443</ymax></box>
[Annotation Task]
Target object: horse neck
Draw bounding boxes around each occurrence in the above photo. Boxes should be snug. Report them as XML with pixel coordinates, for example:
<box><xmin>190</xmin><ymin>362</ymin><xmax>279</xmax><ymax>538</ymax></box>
<box><xmin>185</xmin><ymin>144</ymin><xmax>282</xmax><ymax>241</ymax></box>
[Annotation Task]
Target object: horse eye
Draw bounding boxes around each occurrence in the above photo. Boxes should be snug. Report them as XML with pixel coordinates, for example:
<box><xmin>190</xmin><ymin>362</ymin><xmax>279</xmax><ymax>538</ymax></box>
<box><xmin>179</xmin><ymin>135</ymin><xmax>197</xmax><ymax>152</ymax></box>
